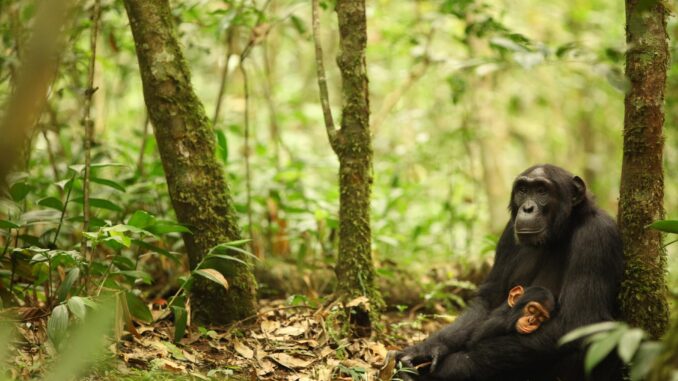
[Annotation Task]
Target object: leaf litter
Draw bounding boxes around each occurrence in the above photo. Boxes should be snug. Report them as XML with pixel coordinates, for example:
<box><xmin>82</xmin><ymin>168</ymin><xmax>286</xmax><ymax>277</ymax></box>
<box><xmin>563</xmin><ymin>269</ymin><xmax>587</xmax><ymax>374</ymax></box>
<box><xmin>5</xmin><ymin>298</ymin><xmax>453</xmax><ymax>380</ymax></box>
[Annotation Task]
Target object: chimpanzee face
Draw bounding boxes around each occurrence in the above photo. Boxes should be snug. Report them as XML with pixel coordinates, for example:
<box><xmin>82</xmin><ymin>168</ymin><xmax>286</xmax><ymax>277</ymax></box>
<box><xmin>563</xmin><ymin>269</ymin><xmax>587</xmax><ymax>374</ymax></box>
<box><xmin>509</xmin><ymin>165</ymin><xmax>587</xmax><ymax>247</ymax></box>
<box><xmin>511</xmin><ymin>167</ymin><xmax>556</xmax><ymax>246</ymax></box>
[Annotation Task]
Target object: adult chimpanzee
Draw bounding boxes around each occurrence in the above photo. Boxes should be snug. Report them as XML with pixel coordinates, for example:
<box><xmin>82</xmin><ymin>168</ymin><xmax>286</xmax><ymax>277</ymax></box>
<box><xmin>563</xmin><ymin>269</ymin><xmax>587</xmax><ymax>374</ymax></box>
<box><xmin>396</xmin><ymin>164</ymin><xmax>624</xmax><ymax>381</ymax></box>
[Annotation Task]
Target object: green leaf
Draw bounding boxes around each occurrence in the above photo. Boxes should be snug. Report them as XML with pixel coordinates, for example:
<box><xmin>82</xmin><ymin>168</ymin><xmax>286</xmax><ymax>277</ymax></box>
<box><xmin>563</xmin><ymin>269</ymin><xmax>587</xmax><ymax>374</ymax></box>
<box><xmin>215</xmin><ymin>129</ymin><xmax>229</xmax><ymax>164</ymax></box>
<box><xmin>10</xmin><ymin>182</ymin><xmax>31</xmax><ymax>202</ymax></box>
<box><xmin>630</xmin><ymin>342</ymin><xmax>663</xmax><ymax>381</ymax></box>
<box><xmin>43</xmin><ymin>298</ymin><xmax>115</xmax><ymax>381</ymax></box>
<box><xmin>205</xmin><ymin>254</ymin><xmax>249</xmax><ymax>267</ymax></box>
<box><xmin>55</xmin><ymin>178</ymin><xmax>74</xmax><ymax>191</ymax></box>
<box><xmin>48</xmin><ymin>304</ymin><xmax>69</xmax><ymax>349</ymax></box>
<box><xmin>172</xmin><ymin>305</ymin><xmax>188</xmax><ymax>342</ymax></box>
<box><xmin>559</xmin><ymin>321</ymin><xmax>619</xmax><ymax>346</ymax></box>
<box><xmin>128</xmin><ymin>210</ymin><xmax>156</xmax><ymax>229</ymax></box>
<box><xmin>0</xmin><ymin>220</ymin><xmax>20</xmax><ymax>229</ymax></box>
<box><xmin>56</xmin><ymin>268</ymin><xmax>80</xmax><ymax>303</ymax></box>
<box><xmin>585</xmin><ymin>329</ymin><xmax>623</xmax><ymax>375</ymax></box>
<box><xmin>91</xmin><ymin>177</ymin><xmax>126</xmax><ymax>192</ymax></box>
<box><xmin>38</xmin><ymin>197</ymin><xmax>64</xmax><ymax>211</ymax></box>
<box><xmin>289</xmin><ymin>14</ymin><xmax>307</xmax><ymax>35</ymax></box>
<box><xmin>617</xmin><ymin>328</ymin><xmax>645</xmax><ymax>363</ymax></box>
<box><xmin>71</xmin><ymin>197</ymin><xmax>123</xmax><ymax>212</ymax></box>
<box><xmin>109</xmin><ymin>230</ymin><xmax>132</xmax><ymax>247</ymax></box>
<box><xmin>132</xmin><ymin>239</ymin><xmax>180</xmax><ymax>262</ymax></box>
<box><xmin>193</xmin><ymin>268</ymin><xmax>229</xmax><ymax>289</ymax></box>
<box><xmin>209</xmin><ymin>242</ymin><xmax>257</xmax><ymax>261</ymax></box>
<box><xmin>67</xmin><ymin>296</ymin><xmax>87</xmax><ymax>320</ymax></box>
<box><xmin>126</xmin><ymin>292</ymin><xmax>152</xmax><ymax>323</ymax></box>
<box><xmin>147</xmin><ymin>221</ymin><xmax>191</xmax><ymax>235</ymax></box>
<box><xmin>68</xmin><ymin>164</ymin><xmax>86</xmax><ymax>174</ymax></box>
<box><xmin>90</xmin><ymin>162</ymin><xmax>125</xmax><ymax>169</ymax></box>
<box><xmin>113</xmin><ymin>270</ymin><xmax>153</xmax><ymax>285</ymax></box>
<box><xmin>648</xmin><ymin>220</ymin><xmax>678</xmax><ymax>234</ymax></box>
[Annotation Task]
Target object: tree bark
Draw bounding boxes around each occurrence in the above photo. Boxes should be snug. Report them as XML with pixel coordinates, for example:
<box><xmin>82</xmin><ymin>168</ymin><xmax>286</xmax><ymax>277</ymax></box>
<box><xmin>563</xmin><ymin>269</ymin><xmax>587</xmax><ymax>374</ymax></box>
<box><xmin>123</xmin><ymin>0</ymin><xmax>257</xmax><ymax>324</ymax></box>
<box><xmin>0</xmin><ymin>1</ymin><xmax>72</xmax><ymax>184</ymax></box>
<box><xmin>313</xmin><ymin>0</ymin><xmax>383</xmax><ymax>335</ymax></box>
<box><xmin>618</xmin><ymin>0</ymin><xmax>669</xmax><ymax>339</ymax></box>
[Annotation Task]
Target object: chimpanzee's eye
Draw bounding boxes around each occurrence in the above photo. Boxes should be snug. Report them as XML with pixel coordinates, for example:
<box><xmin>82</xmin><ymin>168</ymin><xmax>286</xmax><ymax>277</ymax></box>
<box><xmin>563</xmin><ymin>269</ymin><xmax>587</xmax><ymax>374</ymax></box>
<box><xmin>537</xmin><ymin>186</ymin><xmax>547</xmax><ymax>195</ymax></box>
<box><xmin>518</xmin><ymin>186</ymin><xmax>527</xmax><ymax>194</ymax></box>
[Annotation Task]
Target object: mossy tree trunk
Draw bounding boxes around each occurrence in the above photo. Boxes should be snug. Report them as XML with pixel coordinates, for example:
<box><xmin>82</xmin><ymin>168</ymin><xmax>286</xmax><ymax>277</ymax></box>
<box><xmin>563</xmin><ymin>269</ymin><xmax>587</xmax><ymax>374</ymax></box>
<box><xmin>618</xmin><ymin>0</ymin><xmax>669</xmax><ymax>339</ymax></box>
<box><xmin>312</xmin><ymin>0</ymin><xmax>382</xmax><ymax>335</ymax></box>
<box><xmin>123</xmin><ymin>0</ymin><xmax>256</xmax><ymax>324</ymax></box>
<box><xmin>333</xmin><ymin>0</ymin><xmax>384</xmax><ymax>335</ymax></box>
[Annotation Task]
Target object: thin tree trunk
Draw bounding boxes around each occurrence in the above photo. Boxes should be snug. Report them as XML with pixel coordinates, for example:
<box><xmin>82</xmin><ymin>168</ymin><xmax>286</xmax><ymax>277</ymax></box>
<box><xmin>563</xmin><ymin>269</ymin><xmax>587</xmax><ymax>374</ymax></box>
<box><xmin>123</xmin><ymin>0</ymin><xmax>257</xmax><ymax>324</ymax></box>
<box><xmin>334</xmin><ymin>0</ymin><xmax>382</xmax><ymax>335</ymax></box>
<box><xmin>312</xmin><ymin>0</ymin><xmax>382</xmax><ymax>335</ymax></box>
<box><xmin>618</xmin><ymin>0</ymin><xmax>669</xmax><ymax>339</ymax></box>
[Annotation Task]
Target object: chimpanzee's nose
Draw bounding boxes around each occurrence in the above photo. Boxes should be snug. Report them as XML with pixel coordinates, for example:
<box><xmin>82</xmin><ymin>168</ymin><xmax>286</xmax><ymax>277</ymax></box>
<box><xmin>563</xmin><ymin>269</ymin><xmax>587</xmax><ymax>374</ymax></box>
<box><xmin>522</xmin><ymin>203</ymin><xmax>535</xmax><ymax>213</ymax></box>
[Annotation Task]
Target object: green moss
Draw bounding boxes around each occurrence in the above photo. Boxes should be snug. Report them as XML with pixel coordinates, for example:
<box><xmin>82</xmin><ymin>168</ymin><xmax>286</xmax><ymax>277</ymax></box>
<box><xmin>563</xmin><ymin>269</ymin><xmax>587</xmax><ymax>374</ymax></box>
<box><xmin>123</xmin><ymin>0</ymin><xmax>257</xmax><ymax>324</ymax></box>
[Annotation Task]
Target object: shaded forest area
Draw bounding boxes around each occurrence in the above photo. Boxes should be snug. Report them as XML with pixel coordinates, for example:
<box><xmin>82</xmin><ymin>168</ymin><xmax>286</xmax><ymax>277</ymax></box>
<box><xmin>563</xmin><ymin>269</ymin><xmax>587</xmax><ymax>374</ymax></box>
<box><xmin>0</xmin><ymin>0</ymin><xmax>677</xmax><ymax>380</ymax></box>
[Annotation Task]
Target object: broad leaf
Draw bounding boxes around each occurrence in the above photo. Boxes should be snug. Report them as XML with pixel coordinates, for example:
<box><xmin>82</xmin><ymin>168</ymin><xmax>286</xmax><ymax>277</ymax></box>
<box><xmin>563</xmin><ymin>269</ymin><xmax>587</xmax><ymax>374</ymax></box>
<box><xmin>0</xmin><ymin>220</ymin><xmax>20</xmax><ymax>229</ymax></box>
<box><xmin>113</xmin><ymin>270</ymin><xmax>153</xmax><ymax>285</ymax></box>
<box><xmin>91</xmin><ymin>177</ymin><xmax>126</xmax><ymax>192</ymax></box>
<box><xmin>585</xmin><ymin>329</ymin><xmax>623</xmax><ymax>375</ymax></box>
<box><xmin>618</xmin><ymin>328</ymin><xmax>645</xmax><ymax>363</ymax></box>
<box><xmin>72</xmin><ymin>197</ymin><xmax>123</xmax><ymax>212</ymax></box>
<box><xmin>10</xmin><ymin>182</ymin><xmax>31</xmax><ymax>202</ymax></box>
<box><xmin>56</xmin><ymin>268</ymin><xmax>80</xmax><ymax>302</ymax></box>
<box><xmin>648</xmin><ymin>220</ymin><xmax>678</xmax><ymax>234</ymax></box>
<box><xmin>67</xmin><ymin>296</ymin><xmax>87</xmax><ymax>320</ymax></box>
<box><xmin>559</xmin><ymin>321</ymin><xmax>619</xmax><ymax>346</ymax></box>
<box><xmin>172</xmin><ymin>305</ymin><xmax>188</xmax><ymax>342</ymax></box>
<box><xmin>194</xmin><ymin>268</ymin><xmax>229</xmax><ymax>289</ymax></box>
<box><xmin>128</xmin><ymin>210</ymin><xmax>156</xmax><ymax>229</ymax></box>
<box><xmin>147</xmin><ymin>221</ymin><xmax>191</xmax><ymax>235</ymax></box>
<box><xmin>126</xmin><ymin>292</ymin><xmax>152</xmax><ymax>323</ymax></box>
<box><xmin>630</xmin><ymin>342</ymin><xmax>663</xmax><ymax>381</ymax></box>
<box><xmin>48</xmin><ymin>304</ymin><xmax>69</xmax><ymax>348</ymax></box>
<box><xmin>38</xmin><ymin>197</ymin><xmax>64</xmax><ymax>211</ymax></box>
<box><xmin>206</xmin><ymin>254</ymin><xmax>249</xmax><ymax>267</ymax></box>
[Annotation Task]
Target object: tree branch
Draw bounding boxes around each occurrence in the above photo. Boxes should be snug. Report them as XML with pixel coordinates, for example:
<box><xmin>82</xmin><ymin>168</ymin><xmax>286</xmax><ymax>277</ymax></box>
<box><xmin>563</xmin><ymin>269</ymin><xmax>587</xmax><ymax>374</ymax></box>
<box><xmin>311</xmin><ymin>0</ymin><xmax>338</xmax><ymax>151</ymax></box>
<box><xmin>81</xmin><ymin>0</ymin><xmax>102</xmax><ymax>259</ymax></box>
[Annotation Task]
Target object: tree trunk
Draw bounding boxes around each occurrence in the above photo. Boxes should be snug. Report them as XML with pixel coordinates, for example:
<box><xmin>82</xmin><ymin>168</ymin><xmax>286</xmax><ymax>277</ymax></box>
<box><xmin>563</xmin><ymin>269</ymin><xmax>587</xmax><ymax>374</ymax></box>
<box><xmin>123</xmin><ymin>0</ymin><xmax>257</xmax><ymax>324</ymax></box>
<box><xmin>618</xmin><ymin>0</ymin><xmax>669</xmax><ymax>339</ymax></box>
<box><xmin>334</xmin><ymin>0</ymin><xmax>383</xmax><ymax>334</ymax></box>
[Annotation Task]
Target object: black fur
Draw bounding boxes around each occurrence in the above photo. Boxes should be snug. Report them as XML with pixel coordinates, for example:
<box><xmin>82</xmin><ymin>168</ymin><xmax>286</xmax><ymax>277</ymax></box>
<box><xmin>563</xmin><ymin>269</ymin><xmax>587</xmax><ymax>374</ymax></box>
<box><xmin>396</xmin><ymin>164</ymin><xmax>624</xmax><ymax>381</ymax></box>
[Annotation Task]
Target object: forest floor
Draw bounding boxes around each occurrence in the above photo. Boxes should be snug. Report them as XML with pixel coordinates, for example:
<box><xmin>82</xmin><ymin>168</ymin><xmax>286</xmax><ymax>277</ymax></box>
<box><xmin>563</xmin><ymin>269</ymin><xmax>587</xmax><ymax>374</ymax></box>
<box><xmin>6</xmin><ymin>299</ymin><xmax>453</xmax><ymax>381</ymax></box>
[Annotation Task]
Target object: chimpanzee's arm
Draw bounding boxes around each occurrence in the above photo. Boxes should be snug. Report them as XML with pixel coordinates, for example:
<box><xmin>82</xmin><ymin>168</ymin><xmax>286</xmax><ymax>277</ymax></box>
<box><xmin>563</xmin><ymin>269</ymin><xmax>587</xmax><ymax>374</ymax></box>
<box><xmin>427</xmin><ymin>214</ymin><xmax>623</xmax><ymax>380</ymax></box>
<box><xmin>396</xmin><ymin>224</ymin><xmax>516</xmax><ymax>372</ymax></box>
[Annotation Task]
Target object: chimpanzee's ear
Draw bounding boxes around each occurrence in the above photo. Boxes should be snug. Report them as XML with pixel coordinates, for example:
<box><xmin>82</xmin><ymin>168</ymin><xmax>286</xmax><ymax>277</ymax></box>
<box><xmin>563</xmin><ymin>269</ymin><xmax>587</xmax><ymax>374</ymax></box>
<box><xmin>507</xmin><ymin>285</ymin><xmax>524</xmax><ymax>308</ymax></box>
<box><xmin>572</xmin><ymin>176</ymin><xmax>586</xmax><ymax>205</ymax></box>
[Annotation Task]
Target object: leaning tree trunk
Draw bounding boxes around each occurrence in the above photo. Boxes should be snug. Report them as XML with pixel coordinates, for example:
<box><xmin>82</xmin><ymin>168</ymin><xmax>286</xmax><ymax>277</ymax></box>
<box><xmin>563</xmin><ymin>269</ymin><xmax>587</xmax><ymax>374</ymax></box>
<box><xmin>0</xmin><ymin>1</ymin><xmax>72</xmax><ymax>184</ymax></box>
<box><xmin>618</xmin><ymin>0</ymin><xmax>669</xmax><ymax>339</ymax></box>
<box><xmin>123</xmin><ymin>0</ymin><xmax>256</xmax><ymax>324</ymax></box>
<box><xmin>312</xmin><ymin>0</ymin><xmax>383</xmax><ymax>336</ymax></box>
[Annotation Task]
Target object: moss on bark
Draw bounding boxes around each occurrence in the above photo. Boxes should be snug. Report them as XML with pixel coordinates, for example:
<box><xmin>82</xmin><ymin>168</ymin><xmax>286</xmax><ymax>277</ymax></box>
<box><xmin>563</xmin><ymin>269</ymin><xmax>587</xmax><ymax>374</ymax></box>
<box><xmin>123</xmin><ymin>0</ymin><xmax>256</xmax><ymax>324</ymax></box>
<box><xmin>333</xmin><ymin>0</ymin><xmax>384</xmax><ymax>335</ymax></box>
<box><xmin>618</xmin><ymin>0</ymin><xmax>669</xmax><ymax>339</ymax></box>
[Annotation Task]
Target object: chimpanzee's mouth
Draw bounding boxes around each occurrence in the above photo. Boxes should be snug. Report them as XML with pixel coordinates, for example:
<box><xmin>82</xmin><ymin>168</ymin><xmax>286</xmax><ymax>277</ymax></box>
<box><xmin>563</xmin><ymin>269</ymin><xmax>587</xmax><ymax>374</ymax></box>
<box><xmin>516</xmin><ymin>229</ymin><xmax>545</xmax><ymax>235</ymax></box>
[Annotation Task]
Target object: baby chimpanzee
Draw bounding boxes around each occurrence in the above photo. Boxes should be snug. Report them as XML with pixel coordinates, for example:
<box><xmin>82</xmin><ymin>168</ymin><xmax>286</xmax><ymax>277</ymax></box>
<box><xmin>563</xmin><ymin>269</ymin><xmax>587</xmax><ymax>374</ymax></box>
<box><xmin>469</xmin><ymin>285</ymin><xmax>557</xmax><ymax>346</ymax></box>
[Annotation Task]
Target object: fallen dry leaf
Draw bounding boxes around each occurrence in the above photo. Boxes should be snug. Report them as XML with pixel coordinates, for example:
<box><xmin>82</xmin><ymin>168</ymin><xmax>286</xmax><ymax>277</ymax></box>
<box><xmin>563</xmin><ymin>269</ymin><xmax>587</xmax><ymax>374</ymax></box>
<box><xmin>234</xmin><ymin>341</ymin><xmax>254</xmax><ymax>359</ymax></box>
<box><xmin>276</xmin><ymin>325</ymin><xmax>306</xmax><ymax>337</ymax></box>
<box><xmin>257</xmin><ymin>359</ymin><xmax>276</xmax><ymax>376</ymax></box>
<box><xmin>346</xmin><ymin>296</ymin><xmax>371</xmax><ymax>310</ymax></box>
<box><xmin>268</xmin><ymin>353</ymin><xmax>313</xmax><ymax>369</ymax></box>
<box><xmin>261</xmin><ymin>319</ymin><xmax>280</xmax><ymax>335</ymax></box>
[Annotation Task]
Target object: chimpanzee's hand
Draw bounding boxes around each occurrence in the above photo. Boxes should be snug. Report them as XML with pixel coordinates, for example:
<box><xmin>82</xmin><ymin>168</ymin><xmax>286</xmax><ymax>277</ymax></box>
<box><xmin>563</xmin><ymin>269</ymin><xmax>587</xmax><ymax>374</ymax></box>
<box><xmin>395</xmin><ymin>342</ymin><xmax>449</xmax><ymax>379</ymax></box>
